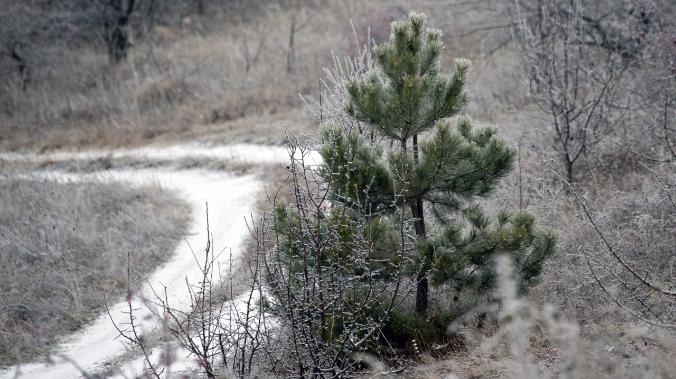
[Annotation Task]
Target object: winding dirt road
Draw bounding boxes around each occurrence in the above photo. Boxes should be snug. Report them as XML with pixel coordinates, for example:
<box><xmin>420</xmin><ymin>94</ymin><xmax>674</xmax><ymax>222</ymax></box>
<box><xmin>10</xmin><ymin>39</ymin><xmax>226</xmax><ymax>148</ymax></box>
<box><xmin>0</xmin><ymin>143</ymin><xmax>300</xmax><ymax>378</ymax></box>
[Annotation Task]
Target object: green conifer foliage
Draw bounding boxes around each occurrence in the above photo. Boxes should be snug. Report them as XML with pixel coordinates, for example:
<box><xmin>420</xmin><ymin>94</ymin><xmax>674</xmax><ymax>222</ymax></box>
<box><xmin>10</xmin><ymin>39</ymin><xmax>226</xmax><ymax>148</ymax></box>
<box><xmin>321</xmin><ymin>12</ymin><xmax>555</xmax><ymax>315</ymax></box>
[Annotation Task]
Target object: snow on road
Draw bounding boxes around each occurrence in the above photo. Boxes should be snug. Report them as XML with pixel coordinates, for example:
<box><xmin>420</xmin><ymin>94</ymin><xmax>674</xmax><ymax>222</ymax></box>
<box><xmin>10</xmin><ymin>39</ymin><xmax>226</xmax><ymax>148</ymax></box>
<box><xmin>0</xmin><ymin>143</ymin><xmax>291</xmax><ymax>165</ymax></box>
<box><xmin>0</xmin><ymin>143</ymin><xmax>317</xmax><ymax>379</ymax></box>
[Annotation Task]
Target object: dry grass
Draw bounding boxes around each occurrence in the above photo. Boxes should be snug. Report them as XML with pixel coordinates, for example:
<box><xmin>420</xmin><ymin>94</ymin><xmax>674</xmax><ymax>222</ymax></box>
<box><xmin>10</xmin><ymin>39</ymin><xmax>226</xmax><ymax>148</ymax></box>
<box><xmin>0</xmin><ymin>1</ymin><xmax>384</xmax><ymax>151</ymax></box>
<box><xmin>0</xmin><ymin>179</ymin><xmax>190</xmax><ymax>366</ymax></box>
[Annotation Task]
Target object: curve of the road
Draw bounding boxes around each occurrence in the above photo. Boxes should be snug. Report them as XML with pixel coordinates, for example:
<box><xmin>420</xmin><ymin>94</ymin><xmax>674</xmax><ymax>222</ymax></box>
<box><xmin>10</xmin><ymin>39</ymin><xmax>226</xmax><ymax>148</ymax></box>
<box><xmin>0</xmin><ymin>143</ymin><xmax>313</xmax><ymax>379</ymax></box>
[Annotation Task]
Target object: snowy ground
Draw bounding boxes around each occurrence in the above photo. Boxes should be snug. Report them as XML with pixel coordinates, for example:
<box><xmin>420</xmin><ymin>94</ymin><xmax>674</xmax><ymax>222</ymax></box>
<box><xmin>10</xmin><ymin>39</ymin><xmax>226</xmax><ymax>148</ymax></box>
<box><xmin>0</xmin><ymin>143</ymin><xmax>315</xmax><ymax>379</ymax></box>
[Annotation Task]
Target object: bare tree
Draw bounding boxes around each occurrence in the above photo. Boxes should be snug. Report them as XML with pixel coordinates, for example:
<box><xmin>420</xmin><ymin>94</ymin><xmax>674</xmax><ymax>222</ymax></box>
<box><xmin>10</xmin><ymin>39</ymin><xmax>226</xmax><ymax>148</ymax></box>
<box><xmin>95</xmin><ymin>0</ymin><xmax>138</xmax><ymax>62</ymax></box>
<box><xmin>511</xmin><ymin>0</ymin><xmax>629</xmax><ymax>182</ymax></box>
<box><xmin>285</xmin><ymin>0</ymin><xmax>311</xmax><ymax>74</ymax></box>
<box><xmin>2</xmin><ymin>40</ymin><xmax>31</xmax><ymax>90</ymax></box>
<box><xmin>626</xmin><ymin>0</ymin><xmax>675</xmax><ymax>162</ymax></box>
<box><xmin>509</xmin><ymin>0</ymin><xmax>676</xmax><ymax>178</ymax></box>
<box><xmin>241</xmin><ymin>28</ymin><xmax>266</xmax><ymax>74</ymax></box>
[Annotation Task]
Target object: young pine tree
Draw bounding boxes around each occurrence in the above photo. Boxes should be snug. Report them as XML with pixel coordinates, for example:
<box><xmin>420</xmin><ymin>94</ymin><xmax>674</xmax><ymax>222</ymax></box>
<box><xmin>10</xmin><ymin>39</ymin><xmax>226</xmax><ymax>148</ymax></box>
<box><xmin>322</xmin><ymin>12</ymin><xmax>555</xmax><ymax>316</ymax></box>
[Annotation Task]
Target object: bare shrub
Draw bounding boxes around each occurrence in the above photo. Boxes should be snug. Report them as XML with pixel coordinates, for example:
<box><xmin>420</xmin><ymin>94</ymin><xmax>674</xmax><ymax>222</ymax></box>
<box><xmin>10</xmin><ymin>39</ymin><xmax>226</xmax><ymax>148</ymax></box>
<box><xmin>510</xmin><ymin>0</ymin><xmax>631</xmax><ymax>182</ymax></box>
<box><xmin>112</xmin><ymin>139</ymin><xmax>415</xmax><ymax>377</ymax></box>
<box><xmin>508</xmin><ymin>0</ymin><xmax>675</xmax><ymax>178</ymax></box>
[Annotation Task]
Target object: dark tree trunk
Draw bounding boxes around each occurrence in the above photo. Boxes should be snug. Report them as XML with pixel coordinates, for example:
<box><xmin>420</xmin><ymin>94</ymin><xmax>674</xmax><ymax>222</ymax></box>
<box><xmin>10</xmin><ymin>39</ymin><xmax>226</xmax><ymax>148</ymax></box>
<box><xmin>108</xmin><ymin>26</ymin><xmax>130</xmax><ymax>62</ymax></box>
<box><xmin>412</xmin><ymin>199</ymin><xmax>428</xmax><ymax>316</ymax></box>
<box><xmin>411</xmin><ymin>134</ymin><xmax>429</xmax><ymax>316</ymax></box>
<box><xmin>7</xmin><ymin>43</ymin><xmax>30</xmax><ymax>90</ymax></box>
<box><xmin>287</xmin><ymin>13</ymin><xmax>297</xmax><ymax>73</ymax></box>
<box><xmin>564</xmin><ymin>156</ymin><xmax>574</xmax><ymax>183</ymax></box>
<box><xmin>104</xmin><ymin>0</ymin><xmax>136</xmax><ymax>63</ymax></box>
<box><xmin>195</xmin><ymin>0</ymin><xmax>206</xmax><ymax>15</ymax></box>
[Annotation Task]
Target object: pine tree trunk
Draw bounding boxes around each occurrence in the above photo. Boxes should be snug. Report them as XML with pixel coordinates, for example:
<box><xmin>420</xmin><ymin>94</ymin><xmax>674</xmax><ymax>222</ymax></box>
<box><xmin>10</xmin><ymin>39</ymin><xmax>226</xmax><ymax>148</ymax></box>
<box><xmin>412</xmin><ymin>198</ymin><xmax>428</xmax><ymax>316</ymax></box>
<box><xmin>411</xmin><ymin>134</ymin><xmax>429</xmax><ymax>316</ymax></box>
